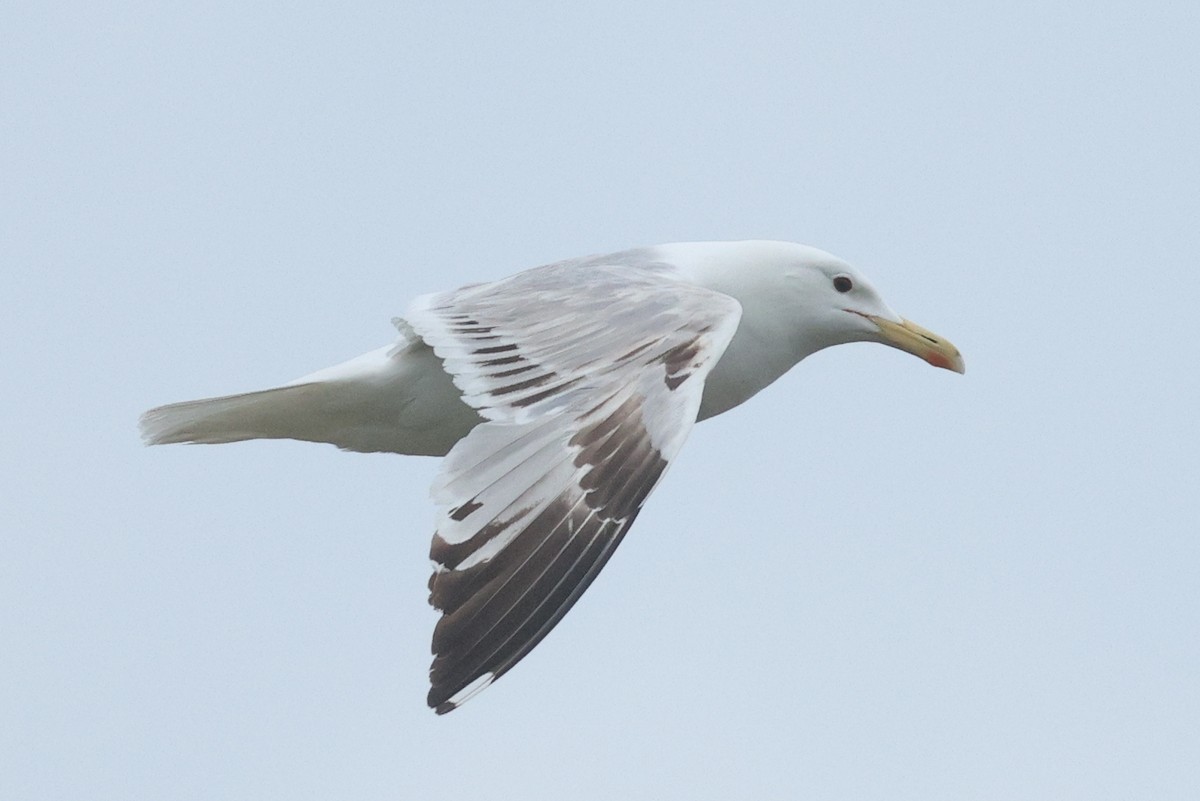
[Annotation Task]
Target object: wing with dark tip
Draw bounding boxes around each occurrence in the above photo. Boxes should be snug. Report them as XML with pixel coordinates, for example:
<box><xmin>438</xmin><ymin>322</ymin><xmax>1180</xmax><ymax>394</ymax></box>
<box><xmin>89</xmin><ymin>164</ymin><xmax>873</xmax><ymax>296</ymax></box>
<box><xmin>406</xmin><ymin>256</ymin><xmax>742</xmax><ymax>713</ymax></box>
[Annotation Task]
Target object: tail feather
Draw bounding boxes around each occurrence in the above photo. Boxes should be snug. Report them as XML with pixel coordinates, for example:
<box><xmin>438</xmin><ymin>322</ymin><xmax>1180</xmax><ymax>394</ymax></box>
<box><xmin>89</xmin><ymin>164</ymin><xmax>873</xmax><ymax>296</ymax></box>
<box><xmin>141</xmin><ymin>338</ymin><xmax>481</xmax><ymax>455</ymax></box>
<box><xmin>139</xmin><ymin>384</ymin><xmax>331</xmax><ymax>446</ymax></box>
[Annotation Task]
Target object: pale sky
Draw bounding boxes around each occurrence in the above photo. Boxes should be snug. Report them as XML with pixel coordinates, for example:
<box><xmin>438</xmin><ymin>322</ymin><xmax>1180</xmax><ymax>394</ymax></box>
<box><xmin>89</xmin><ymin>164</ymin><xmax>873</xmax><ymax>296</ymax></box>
<box><xmin>3</xmin><ymin>2</ymin><xmax>1198</xmax><ymax>799</ymax></box>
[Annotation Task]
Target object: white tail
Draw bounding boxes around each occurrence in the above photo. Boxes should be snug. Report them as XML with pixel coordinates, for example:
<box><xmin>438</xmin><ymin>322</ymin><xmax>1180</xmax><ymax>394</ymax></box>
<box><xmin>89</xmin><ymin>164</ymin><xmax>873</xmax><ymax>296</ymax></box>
<box><xmin>139</xmin><ymin>384</ymin><xmax>333</xmax><ymax>446</ymax></box>
<box><xmin>139</xmin><ymin>342</ymin><xmax>482</xmax><ymax>456</ymax></box>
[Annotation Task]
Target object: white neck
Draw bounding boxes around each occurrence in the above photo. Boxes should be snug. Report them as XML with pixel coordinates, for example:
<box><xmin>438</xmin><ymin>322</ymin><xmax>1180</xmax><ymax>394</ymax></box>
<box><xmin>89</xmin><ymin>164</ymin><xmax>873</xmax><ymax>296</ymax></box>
<box><xmin>654</xmin><ymin>241</ymin><xmax>829</xmax><ymax>420</ymax></box>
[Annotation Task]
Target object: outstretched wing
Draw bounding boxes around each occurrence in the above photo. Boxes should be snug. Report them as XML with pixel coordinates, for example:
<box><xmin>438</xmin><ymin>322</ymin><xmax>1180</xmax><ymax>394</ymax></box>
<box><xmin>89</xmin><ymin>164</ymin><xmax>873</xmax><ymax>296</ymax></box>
<box><xmin>406</xmin><ymin>257</ymin><xmax>742</xmax><ymax>713</ymax></box>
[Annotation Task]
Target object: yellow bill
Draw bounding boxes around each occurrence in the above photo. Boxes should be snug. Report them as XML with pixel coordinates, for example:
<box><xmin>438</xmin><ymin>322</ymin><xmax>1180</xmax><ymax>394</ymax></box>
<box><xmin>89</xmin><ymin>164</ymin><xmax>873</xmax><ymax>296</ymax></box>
<box><xmin>869</xmin><ymin>315</ymin><xmax>965</xmax><ymax>374</ymax></box>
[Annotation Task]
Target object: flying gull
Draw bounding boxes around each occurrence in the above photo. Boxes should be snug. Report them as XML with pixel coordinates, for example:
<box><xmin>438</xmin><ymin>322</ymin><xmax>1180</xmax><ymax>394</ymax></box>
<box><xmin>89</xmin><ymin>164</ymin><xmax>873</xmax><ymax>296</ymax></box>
<box><xmin>140</xmin><ymin>240</ymin><xmax>964</xmax><ymax>713</ymax></box>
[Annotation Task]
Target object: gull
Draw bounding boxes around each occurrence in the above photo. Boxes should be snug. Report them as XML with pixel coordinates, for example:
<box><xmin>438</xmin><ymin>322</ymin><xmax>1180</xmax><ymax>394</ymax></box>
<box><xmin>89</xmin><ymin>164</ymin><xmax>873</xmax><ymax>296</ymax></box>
<box><xmin>140</xmin><ymin>240</ymin><xmax>964</xmax><ymax>713</ymax></box>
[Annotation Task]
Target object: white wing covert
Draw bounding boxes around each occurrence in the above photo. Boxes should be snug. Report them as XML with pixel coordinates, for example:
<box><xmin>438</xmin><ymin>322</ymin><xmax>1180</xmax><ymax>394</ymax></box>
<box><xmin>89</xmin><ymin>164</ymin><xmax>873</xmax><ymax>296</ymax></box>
<box><xmin>406</xmin><ymin>258</ymin><xmax>742</xmax><ymax>713</ymax></box>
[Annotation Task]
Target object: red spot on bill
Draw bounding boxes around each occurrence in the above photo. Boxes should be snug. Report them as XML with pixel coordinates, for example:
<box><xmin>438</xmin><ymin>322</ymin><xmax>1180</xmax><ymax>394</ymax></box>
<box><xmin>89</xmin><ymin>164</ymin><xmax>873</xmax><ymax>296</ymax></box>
<box><xmin>925</xmin><ymin>351</ymin><xmax>953</xmax><ymax>370</ymax></box>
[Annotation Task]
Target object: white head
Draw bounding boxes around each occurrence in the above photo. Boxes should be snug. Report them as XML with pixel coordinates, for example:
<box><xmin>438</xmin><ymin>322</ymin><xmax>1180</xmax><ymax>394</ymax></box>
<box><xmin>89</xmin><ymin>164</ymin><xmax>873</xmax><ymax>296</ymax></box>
<box><xmin>663</xmin><ymin>240</ymin><xmax>965</xmax><ymax>374</ymax></box>
<box><xmin>656</xmin><ymin>240</ymin><xmax>963</xmax><ymax>419</ymax></box>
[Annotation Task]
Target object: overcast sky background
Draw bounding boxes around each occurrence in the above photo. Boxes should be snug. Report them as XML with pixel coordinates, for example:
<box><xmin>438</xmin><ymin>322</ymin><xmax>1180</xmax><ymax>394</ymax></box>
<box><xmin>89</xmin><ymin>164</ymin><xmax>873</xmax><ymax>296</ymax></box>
<box><xmin>3</xmin><ymin>2</ymin><xmax>1198</xmax><ymax>799</ymax></box>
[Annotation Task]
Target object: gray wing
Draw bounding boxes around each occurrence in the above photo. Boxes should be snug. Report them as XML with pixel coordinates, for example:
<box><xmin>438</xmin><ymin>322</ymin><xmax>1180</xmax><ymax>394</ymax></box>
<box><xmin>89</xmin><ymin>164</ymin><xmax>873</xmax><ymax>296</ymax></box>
<box><xmin>405</xmin><ymin>260</ymin><xmax>742</xmax><ymax>713</ymax></box>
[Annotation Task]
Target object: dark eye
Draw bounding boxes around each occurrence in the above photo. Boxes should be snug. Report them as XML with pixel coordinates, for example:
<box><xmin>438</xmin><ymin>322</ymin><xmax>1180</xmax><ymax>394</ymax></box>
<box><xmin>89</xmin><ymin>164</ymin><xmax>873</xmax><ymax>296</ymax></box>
<box><xmin>833</xmin><ymin>275</ymin><xmax>853</xmax><ymax>293</ymax></box>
